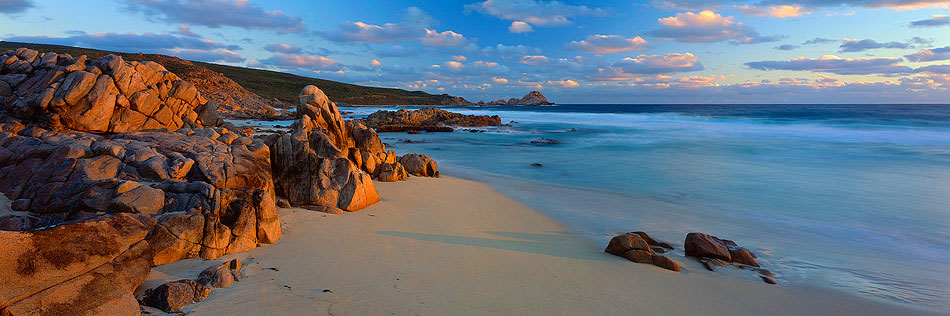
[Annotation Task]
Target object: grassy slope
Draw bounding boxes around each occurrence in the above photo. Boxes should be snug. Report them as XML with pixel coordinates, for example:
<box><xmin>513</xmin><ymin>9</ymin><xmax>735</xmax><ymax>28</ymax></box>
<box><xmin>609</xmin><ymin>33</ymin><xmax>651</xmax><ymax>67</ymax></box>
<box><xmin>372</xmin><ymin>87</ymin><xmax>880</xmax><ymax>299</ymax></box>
<box><xmin>0</xmin><ymin>41</ymin><xmax>471</xmax><ymax>105</ymax></box>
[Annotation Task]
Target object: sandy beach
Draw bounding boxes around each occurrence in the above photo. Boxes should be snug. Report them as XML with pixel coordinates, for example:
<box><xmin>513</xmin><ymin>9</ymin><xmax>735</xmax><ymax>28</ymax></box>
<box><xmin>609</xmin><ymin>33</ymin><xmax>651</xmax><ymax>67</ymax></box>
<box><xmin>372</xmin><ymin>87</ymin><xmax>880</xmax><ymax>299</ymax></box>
<box><xmin>140</xmin><ymin>176</ymin><xmax>943</xmax><ymax>316</ymax></box>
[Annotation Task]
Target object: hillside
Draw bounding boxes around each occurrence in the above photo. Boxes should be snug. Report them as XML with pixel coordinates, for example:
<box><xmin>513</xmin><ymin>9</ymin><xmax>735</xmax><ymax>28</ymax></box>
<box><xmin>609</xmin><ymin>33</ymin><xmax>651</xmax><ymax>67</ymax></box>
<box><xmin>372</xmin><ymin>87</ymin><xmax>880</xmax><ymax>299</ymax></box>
<box><xmin>0</xmin><ymin>41</ymin><xmax>473</xmax><ymax>108</ymax></box>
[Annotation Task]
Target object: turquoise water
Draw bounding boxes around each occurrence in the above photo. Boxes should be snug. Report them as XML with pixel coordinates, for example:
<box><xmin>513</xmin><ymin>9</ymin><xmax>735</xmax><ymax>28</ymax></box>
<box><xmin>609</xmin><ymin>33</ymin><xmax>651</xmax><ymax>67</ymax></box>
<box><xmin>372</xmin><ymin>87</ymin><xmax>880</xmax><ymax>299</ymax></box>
<box><xmin>341</xmin><ymin>104</ymin><xmax>950</xmax><ymax>310</ymax></box>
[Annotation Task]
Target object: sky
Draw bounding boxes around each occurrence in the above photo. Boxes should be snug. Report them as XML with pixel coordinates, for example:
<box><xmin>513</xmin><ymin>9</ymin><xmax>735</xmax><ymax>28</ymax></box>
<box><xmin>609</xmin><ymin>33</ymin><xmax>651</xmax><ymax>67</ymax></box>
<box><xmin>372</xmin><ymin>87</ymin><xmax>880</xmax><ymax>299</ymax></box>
<box><xmin>1</xmin><ymin>0</ymin><xmax>949</xmax><ymax>104</ymax></box>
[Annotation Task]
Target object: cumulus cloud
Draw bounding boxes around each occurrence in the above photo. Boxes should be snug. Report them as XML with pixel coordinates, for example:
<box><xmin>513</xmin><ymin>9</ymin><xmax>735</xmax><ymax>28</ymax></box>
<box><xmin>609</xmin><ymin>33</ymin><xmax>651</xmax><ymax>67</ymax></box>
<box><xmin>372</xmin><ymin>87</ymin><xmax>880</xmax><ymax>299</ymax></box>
<box><xmin>264</xmin><ymin>43</ymin><xmax>302</xmax><ymax>53</ymax></box>
<box><xmin>519</xmin><ymin>55</ymin><xmax>552</xmax><ymax>66</ymax></box>
<box><xmin>371</xmin><ymin>59</ymin><xmax>382</xmax><ymax>67</ymax></box>
<box><xmin>464</xmin><ymin>0</ymin><xmax>610</xmax><ymax>27</ymax></box>
<box><xmin>910</xmin><ymin>15</ymin><xmax>950</xmax><ymax>27</ymax></box>
<box><xmin>482</xmin><ymin>43</ymin><xmax>541</xmax><ymax>57</ymax></box>
<box><xmin>649</xmin><ymin>10</ymin><xmax>782</xmax><ymax>44</ymax></box>
<box><xmin>744</xmin><ymin>55</ymin><xmax>916</xmax><ymax>75</ymax></box>
<box><xmin>905</xmin><ymin>46</ymin><xmax>950</xmax><ymax>62</ymax></box>
<box><xmin>124</xmin><ymin>0</ymin><xmax>305</xmax><ymax>33</ymax></box>
<box><xmin>0</xmin><ymin>0</ymin><xmax>33</xmax><ymax>14</ymax></box>
<box><xmin>321</xmin><ymin>7</ymin><xmax>435</xmax><ymax>43</ymax></box>
<box><xmin>508</xmin><ymin>21</ymin><xmax>534</xmax><ymax>33</ymax></box>
<box><xmin>734</xmin><ymin>5</ymin><xmax>809</xmax><ymax>18</ymax></box>
<box><xmin>566</xmin><ymin>35</ymin><xmax>650</xmax><ymax>54</ymax></box>
<box><xmin>472</xmin><ymin>60</ymin><xmax>500</xmax><ymax>67</ymax></box>
<box><xmin>259</xmin><ymin>54</ymin><xmax>341</xmax><ymax>71</ymax></box>
<box><xmin>839</xmin><ymin>38</ymin><xmax>911</xmax><ymax>52</ymax></box>
<box><xmin>5</xmin><ymin>32</ymin><xmax>234</xmax><ymax>52</ymax></box>
<box><xmin>547</xmin><ymin>79</ymin><xmax>579</xmax><ymax>87</ymax></box>
<box><xmin>421</xmin><ymin>29</ymin><xmax>472</xmax><ymax>47</ymax></box>
<box><xmin>614</xmin><ymin>53</ymin><xmax>705</xmax><ymax>74</ymax></box>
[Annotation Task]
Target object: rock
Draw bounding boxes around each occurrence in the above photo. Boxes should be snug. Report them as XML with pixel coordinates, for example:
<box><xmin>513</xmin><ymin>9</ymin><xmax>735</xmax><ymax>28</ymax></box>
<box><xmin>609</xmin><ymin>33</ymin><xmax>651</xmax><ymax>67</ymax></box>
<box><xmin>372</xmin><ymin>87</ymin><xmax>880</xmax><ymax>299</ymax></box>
<box><xmin>650</xmin><ymin>255</ymin><xmax>682</xmax><ymax>272</ymax></box>
<box><xmin>0</xmin><ymin>213</ymin><xmax>155</xmax><ymax>316</ymax></box>
<box><xmin>761</xmin><ymin>276</ymin><xmax>777</xmax><ymax>284</ymax></box>
<box><xmin>684</xmin><ymin>232</ymin><xmax>731</xmax><ymax>261</ymax></box>
<box><xmin>0</xmin><ymin>51</ymin><xmax>215</xmax><ymax>133</ymax></box>
<box><xmin>109</xmin><ymin>185</ymin><xmax>165</xmax><ymax>215</ymax></box>
<box><xmin>376</xmin><ymin>162</ymin><xmax>408</xmax><ymax>182</ymax></box>
<box><xmin>530</xmin><ymin>138</ymin><xmax>560</xmax><ymax>145</ymax></box>
<box><xmin>620</xmin><ymin>249</ymin><xmax>653</xmax><ymax>264</ymax></box>
<box><xmin>605</xmin><ymin>232</ymin><xmax>652</xmax><ymax>256</ymax></box>
<box><xmin>530</xmin><ymin>163</ymin><xmax>543</xmax><ymax>168</ymax></box>
<box><xmin>701</xmin><ymin>258</ymin><xmax>730</xmax><ymax>271</ymax></box>
<box><xmin>276</xmin><ymin>198</ymin><xmax>291</xmax><ymax>208</ymax></box>
<box><xmin>729</xmin><ymin>247</ymin><xmax>759</xmax><ymax>267</ymax></box>
<box><xmin>300</xmin><ymin>205</ymin><xmax>346</xmax><ymax>214</ymax></box>
<box><xmin>397</xmin><ymin>153</ymin><xmax>438</xmax><ymax>177</ymax></box>
<box><xmin>632</xmin><ymin>231</ymin><xmax>674</xmax><ymax>249</ymax></box>
<box><xmin>481</xmin><ymin>91</ymin><xmax>554</xmax><ymax>106</ymax></box>
<box><xmin>362</xmin><ymin>107</ymin><xmax>501</xmax><ymax>133</ymax></box>
<box><xmin>141</xmin><ymin>279</ymin><xmax>211</xmax><ymax>313</ymax></box>
<box><xmin>197</xmin><ymin>259</ymin><xmax>244</xmax><ymax>288</ymax></box>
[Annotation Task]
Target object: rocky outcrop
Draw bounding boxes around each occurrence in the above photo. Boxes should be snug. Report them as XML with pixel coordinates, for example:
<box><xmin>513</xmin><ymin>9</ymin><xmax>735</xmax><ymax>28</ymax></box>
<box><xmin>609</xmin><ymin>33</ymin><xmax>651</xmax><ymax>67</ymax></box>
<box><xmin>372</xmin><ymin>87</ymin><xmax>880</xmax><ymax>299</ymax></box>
<box><xmin>605</xmin><ymin>232</ymin><xmax>679</xmax><ymax>272</ymax></box>
<box><xmin>0</xmin><ymin>213</ymin><xmax>155</xmax><ymax>316</ymax></box>
<box><xmin>398</xmin><ymin>153</ymin><xmax>438</xmax><ymax>177</ymax></box>
<box><xmin>141</xmin><ymin>279</ymin><xmax>211</xmax><ymax>313</ymax></box>
<box><xmin>270</xmin><ymin>85</ymin><xmax>381</xmax><ymax>211</ymax></box>
<box><xmin>478</xmin><ymin>91</ymin><xmax>553</xmax><ymax>106</ymax></box>
<box><xmin>362</xmin><ymin>106</ymin><xmax>501</xmax><ymax>133</ymax></box>
<box><xmin>0</xmin><ymin>117</ymin><xmax>281</xmax><ymax>265</ymax></box>
<box><xmin>1</xmin><ymin>48</ymin><xmax>212</xmax><ymax>133</ymax></box>
<box><xmin>684</xmin><ymin>232</ymin><xmax>775</xmax><ymax>284</ymax></box>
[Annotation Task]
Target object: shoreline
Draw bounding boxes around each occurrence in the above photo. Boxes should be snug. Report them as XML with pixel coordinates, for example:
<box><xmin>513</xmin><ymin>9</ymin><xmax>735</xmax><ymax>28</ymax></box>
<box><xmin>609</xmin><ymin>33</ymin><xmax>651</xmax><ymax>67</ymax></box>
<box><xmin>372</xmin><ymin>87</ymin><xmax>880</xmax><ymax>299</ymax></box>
<box><xmin>142</xmin><ymin>176</ymin><xmax>943</xmax><ymax>316</ymax></box>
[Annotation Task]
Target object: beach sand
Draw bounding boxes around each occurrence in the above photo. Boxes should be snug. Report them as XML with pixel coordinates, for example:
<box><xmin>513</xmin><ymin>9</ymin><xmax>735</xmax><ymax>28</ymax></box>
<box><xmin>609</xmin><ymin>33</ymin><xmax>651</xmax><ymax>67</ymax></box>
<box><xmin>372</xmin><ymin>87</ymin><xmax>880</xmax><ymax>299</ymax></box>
<box><xmin>140</xmin><ymin>176</ymin><xmax>943</xmax><ymax>316</ymax></box>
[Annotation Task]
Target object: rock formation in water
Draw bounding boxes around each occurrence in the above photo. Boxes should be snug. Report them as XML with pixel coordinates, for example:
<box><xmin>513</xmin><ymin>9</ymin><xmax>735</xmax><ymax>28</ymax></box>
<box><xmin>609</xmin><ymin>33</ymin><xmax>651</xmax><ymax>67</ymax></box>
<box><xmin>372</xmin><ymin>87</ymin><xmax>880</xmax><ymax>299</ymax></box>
<box><xmin>362</xmin><ymin>106</ymin><xmax>501</xmax><ymax>132</ymax></box>
<box><xmin>477</xmin><ymin>91</ymin><xmax>554</xmax><ymax>106</ymax></box>
<box><xmin>684</xmin><ymin>232</ymin><xmax>776</xmax><ymax>284</ymax></box>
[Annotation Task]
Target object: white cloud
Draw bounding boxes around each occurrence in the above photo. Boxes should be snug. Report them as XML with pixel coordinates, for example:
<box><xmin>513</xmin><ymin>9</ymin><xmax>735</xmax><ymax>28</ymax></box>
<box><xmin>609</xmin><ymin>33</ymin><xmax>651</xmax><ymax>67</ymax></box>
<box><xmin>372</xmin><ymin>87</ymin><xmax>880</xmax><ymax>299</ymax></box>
<box><xmin>650</xmin><ymin>10</ymin><xmax>782</xmax><ymax>44</ymax></box>
<box><xmin>566</xmin><ymin>35</ymin><xmax>650</xmax><ymax>54</ymax></box>
<box><xmin>508</xmin><ymin>21</ymin><xmax>534</xmax><ymax>33</ymax></box>
<box><xmin>464</xmin><ymin>0</ymin><xmax>610</xmax><ymax>27</ymax></box>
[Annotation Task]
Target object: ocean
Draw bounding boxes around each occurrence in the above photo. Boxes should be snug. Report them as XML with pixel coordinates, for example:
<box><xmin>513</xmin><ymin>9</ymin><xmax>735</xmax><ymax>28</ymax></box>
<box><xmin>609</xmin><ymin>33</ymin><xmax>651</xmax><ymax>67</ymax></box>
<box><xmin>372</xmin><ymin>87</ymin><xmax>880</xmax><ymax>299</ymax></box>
<box><xmin>338</xmin><ymin>104</ymin><xmax>950</xmax><ymax>310</ymax></box>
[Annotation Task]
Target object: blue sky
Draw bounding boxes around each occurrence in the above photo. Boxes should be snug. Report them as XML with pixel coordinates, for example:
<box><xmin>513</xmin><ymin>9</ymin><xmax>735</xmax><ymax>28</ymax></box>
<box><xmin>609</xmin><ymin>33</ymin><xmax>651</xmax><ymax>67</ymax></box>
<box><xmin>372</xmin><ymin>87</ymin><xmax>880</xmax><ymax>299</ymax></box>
<box><xmin>2</xmin><ymin>0</ymin><xmax>949</xmax><ymax>103</ymax></box>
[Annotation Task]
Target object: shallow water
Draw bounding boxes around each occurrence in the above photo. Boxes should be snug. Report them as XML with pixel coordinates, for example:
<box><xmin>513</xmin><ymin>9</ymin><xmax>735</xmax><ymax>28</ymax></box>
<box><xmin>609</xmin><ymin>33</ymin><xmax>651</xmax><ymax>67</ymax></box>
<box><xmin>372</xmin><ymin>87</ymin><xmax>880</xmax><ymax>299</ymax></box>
<box><xmin>341</xmin><ymin>104</ymin><xmax>950</xmax><ymax>310</ymax></box>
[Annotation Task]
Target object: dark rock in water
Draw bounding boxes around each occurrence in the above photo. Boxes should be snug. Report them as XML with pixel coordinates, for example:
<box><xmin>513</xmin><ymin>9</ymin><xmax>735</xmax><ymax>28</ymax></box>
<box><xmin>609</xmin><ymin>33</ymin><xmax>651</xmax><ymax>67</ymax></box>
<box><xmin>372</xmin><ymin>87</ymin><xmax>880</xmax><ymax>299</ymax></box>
<box><xmin>701</xmin><ymin>258</ymin><xmax>730</xmax><ymax>271</ymax></box>
<box><xmin>362</xmin><ymin>106</ymin><xmax>500</xmax><ymax>133</ymax></box>
<box><xmin>633</xmin><ymin>231</ymin><xmax>674</xmax><ymax>250</ymax></box>
<box><xmin>510</xmin><ymin>121</ymin><xmax>518</xmax><ymax>124</ymax></box>
<box><xmin>621</xmin><ymin>249</ymin><xmax>653</xmax><ymax>264</ymax></box>
<box><xmin>530</xmin><ymin>163</ymin><xmax>543</xmax><ymax>168</ymax></box>
<box><xmin>569</xmin><ymin>128</ymin><xmax>578</xmax><ymax>132</ymax></box>
<box><xmin>729</xmin><ymin>247</ymin><xmax>759</xmax><ymax>267</ymax></box>
<box><xmin>650</xmin><ymin>254</ymin><xmax>682</xmax><ymax>272</ymax></box>
<box><xmin>761</xmin><ymin>276</ymin><xmax>777</xmax><ymax>284</ymax></box>
<box><xmin>530</xmin><ymin>138</ymin><xmax>560</xmax><ymax>145</ymax></box>
<box><xmin>142</xmin><ymin>279</ymin><xmax>211</xmax><ymax>313</ymax></box>
<box><xmin>684</xmin><ymin>232</ymin><xmax>732</xmax><ymax>261</ymax></box>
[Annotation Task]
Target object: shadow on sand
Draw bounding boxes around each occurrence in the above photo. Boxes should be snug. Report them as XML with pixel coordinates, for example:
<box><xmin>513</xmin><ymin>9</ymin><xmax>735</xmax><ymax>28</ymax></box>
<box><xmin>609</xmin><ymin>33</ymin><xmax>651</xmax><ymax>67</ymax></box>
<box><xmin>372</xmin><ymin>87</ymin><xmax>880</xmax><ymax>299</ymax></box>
<box><xmin>375</xmin><ymin>230</ymin><xmax>610</xmax><ymax>261</ymax></box>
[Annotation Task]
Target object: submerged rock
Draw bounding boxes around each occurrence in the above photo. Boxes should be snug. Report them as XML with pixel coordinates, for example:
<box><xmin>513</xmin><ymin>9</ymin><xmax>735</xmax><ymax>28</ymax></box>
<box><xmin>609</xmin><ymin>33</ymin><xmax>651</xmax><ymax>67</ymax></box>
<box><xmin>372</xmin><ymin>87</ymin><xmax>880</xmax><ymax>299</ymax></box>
<box><xmin>530</xmin><ymin>138</ymin><xmax>560</xmax><ymax>145</ymax></box>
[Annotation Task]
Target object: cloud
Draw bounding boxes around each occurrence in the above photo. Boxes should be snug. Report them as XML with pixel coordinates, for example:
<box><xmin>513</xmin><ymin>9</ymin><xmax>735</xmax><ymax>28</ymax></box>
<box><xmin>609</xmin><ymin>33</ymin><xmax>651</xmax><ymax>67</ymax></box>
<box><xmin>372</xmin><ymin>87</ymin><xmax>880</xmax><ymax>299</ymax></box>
<box><xmin>508</xmin><ymin>21</ymin><xmax>534</xmax><ymax>33</ymax></box>
<box><xmin>910</xmin><ymin>15</ymin><xmax>950</xmax><ymax>27</ymax></box>
<box><xmin>464</xmin><ymin>0</ymin><xmax>610</xmax><ymax>27</ymax></box>
<box><xmin>744</xmin><ymin>55</ymin><xmax>916</xmax><ymax>75</ymax></box>
<box><xmin>839</xmin><ymin>38</ymin><xmax>911</xmax><ymax>52</ymax></box>
<box><xmin>452</xmin><ymin>55</ymin><xmax>467</xmax><ymax>62</ymax></box>
<box><xmin>421</xmin><ymin>29</ymin><xmax>472</xmax><ymax>47</ymax></box>
<box><xmin>734</xmin><ymin>5</ymin><xmax>809</xmax><ymax>18</ymax></box>
<box><xmin>614</xmin><ymin>53</ymin><xmax>706</xmax><ymax>74</ymax></box>
<box><xmin>481</xmin><ymin>43</ymin><xmax>541</xmax><ymax>57</ymax></box>
<box><xmin>0</xmin><ymin>0</ymin><xmax>33</xmax><ymax>14</ymax></box>
<box><xmin>264</xmin><ymin>43</ymin><xmax>302</xmax><ymax>54</ymax></box>
<box><xmin>775</xmin><ymin>44</ymin><xmax>800</xmax><ymax>50</ymax></box>
<box><xmin>443</xmin><ymin>61</ymin><xmax>465</xmax><ymax>70</ymax></box>
<box><xmin>803</xmin><ymin>37</ymin><xmax>838</xmax><ymax>45</ymax></box>
<box><xmin>566</xmin><ymin>35</ymin><xmax>650</xmax><ymax>54</ymax></box>
<box><xmin>5</xmin><ymin>32</ymin><xmax>234</xmax><ymax>52</ymax></box>
<box><xmin>259</xmin><ymin>54</ymin><xmax>341</xmax><ymax>71</ymax></box>
<box><xmin>174</xmin><ymin>25</ymin><xmax>200</xmax><ymax>37</ymax></box>
<box><xmin>519</xmin><ymin>55</ymin><xmax>552</xmax><ymax>66</ymax></box>
<box><xmin>905</xmin><ymin>46</ymin><xmax>950</xmax><ymax>62</ymax></box>
<box><xmin>472</xmin><ymin>60</ymin><xmax>500</xmax><ymax>67</ymax></box>
<box><xmin>320</xmin><ymin>7</ymin><xmax>435</xmax><ymax>43</ymax></box>
<box><xmin>654</xmin><ymin>0</ymin><xmax>950</xmax><ymax>11</ymax></box>
<box><xmin>547</xmin><ymin>79</ymin><xmax>579</xmax><ymax>87</ymax></box>
<box><xmin>916</xmin><ymin>64</ymin><xmax>950</xmax><ymax>74</ymax></box>
<box><xmin>493</xmin><ymin>77</ymin><xmax>509</xmax><ymax>84</ymax></box>
<box><xmin>649</xmin><ymin>10</ymin><xmax>782</xmax><ymax>44</ymax></box>
<box><xmin>163</xmin><ymin>48</ymin><xmax>245</xmax><ymax>62</ymax></box>
<box><xmin>371</xmin><ymin>59</ymin><xmax>382</xmax><ymax>67</ymax></box>
<box><xmin>124</xmin><ymin>0</ymin><xmax>305</xmax><ymax>33</ymax></box>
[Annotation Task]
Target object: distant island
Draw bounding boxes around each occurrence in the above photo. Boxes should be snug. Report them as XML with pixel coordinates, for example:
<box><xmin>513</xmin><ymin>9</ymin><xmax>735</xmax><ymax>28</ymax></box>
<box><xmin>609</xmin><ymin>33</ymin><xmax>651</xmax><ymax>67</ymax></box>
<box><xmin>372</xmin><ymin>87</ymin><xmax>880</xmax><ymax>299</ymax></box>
<box><xmin>477</xmin><ymin>91</ymin><xmax>554</xmax><ymax>106</ymax></box>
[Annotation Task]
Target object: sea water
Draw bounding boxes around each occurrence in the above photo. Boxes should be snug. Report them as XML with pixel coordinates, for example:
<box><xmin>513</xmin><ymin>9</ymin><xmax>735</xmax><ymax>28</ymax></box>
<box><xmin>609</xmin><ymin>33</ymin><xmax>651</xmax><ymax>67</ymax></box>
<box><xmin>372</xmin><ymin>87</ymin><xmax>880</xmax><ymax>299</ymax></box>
<box><xmin>340</xmin><ymin>104</ymin><xmax>950</xmax><ymax>310</ymax></box>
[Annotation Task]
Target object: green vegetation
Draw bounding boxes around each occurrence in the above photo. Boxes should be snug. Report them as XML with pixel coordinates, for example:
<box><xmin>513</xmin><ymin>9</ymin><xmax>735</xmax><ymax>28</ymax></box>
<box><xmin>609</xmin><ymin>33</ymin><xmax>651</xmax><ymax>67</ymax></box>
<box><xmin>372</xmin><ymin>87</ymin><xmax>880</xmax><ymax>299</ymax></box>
<box><xmin>1</xmin><ymin>41</ymin><xmax>471</xmax><ymax>105</ymax></box>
